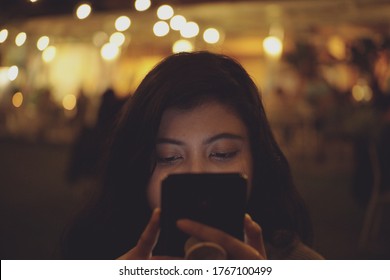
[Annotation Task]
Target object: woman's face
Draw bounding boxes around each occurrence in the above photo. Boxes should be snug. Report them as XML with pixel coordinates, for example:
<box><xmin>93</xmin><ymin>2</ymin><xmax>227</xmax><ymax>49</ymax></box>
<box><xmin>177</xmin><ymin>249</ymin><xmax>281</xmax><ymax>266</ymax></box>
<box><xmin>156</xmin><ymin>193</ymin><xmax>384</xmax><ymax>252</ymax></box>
<box><xmin>147</xmin><ymin>101</ymin><xmax>253</xmax><ymax>208</ymax></box>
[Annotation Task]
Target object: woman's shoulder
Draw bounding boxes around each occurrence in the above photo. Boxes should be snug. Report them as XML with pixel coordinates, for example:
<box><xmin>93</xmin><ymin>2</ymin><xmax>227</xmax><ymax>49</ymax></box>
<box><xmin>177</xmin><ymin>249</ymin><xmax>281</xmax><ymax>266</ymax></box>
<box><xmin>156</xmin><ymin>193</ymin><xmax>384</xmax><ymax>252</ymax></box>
<box><xmin>266</xmin><ymin>239</ymin><xmax>324</xmax><ymax>260</ymax></box>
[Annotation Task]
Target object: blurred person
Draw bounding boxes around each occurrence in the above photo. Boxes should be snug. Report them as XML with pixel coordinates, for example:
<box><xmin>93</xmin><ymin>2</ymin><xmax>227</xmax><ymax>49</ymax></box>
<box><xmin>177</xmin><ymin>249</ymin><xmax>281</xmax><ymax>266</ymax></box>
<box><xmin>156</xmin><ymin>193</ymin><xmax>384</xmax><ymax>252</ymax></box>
<box><xmin>66</xmin><ymin>88</ymin><xmax>125</xmax><ymax>183</ymax></box>
<box><xmin>62</xmin><ymin>52</ymin><xmax>323</xmax><ymax>260</ymax></box>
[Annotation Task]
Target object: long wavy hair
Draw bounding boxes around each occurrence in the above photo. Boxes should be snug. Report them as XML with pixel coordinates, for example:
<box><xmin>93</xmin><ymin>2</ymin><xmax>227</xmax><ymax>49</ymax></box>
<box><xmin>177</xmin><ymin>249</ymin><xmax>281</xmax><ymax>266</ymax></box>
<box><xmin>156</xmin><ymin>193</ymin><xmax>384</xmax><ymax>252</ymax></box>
<box><xmin>62</xmin><ymin>51</ymin><xmax>312</xmax><ymax>259</ymax></box>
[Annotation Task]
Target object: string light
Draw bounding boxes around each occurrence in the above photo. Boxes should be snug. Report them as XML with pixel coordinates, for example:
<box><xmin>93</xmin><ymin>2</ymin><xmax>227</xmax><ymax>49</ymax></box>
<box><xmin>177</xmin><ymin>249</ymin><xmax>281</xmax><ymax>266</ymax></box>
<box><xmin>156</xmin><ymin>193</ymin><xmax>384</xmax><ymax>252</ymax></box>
<box><xmin>0</xmin><ymin>29</ymin><xmax>9</xmax><ymax>43</ymax></box>
<box><xmin>76</xmin><ymin>3</ymin><xmax>92</xmax><ymax>20</ymax></box>
<box><xmin>180</xmin><ymin>22</ymin><xmax>199</xmax><ymax>38</ymax></box>
<box><xmin>153</xmin><ymin>21</ymin><xmax>170</xmax><ymax>37</ymax></box>
<box><xmin>115</xmin><ymin>16</ymin><xmax>131</xmax><ymax>32</ymax></box>
<box><xmin>135</xmin><ymin>0</ymin><xmax>151</xmax><ymax>12</ymax></box>
<box><xmin>203</xmin><ymin>28</ymin><xmax>220</xmax><ymax>44</ymax></box>
<box><xmin>157</xmin><ymin>5</ymin><xmax>174</xmax><ymax>20</ymax></box>
<box><xmin>101</xmin><ymin>43</ymin><xmax>120</xmax><ymax>60</ymax></box>
<box><xmin>8</xmin><ymin>66</ymin><xmax>19</xmax><ymax>81</ymax></box>
<box><xmin>110</xmin><ymin>32</ymin><xmax>126</xmax><ymax>47</ymax></box>
<box><xmin>170</xmin><ymin>15</ymin><xmax>186</xmax><ymax>31</ymax></box>
<box><xmin>15</xmin><ymin>32</ymin><xmax>27</xmax><ymax>46</ymax></box>
<box><xmin>37</xmin><ymin>36</ymin><xmax>50</xmax><ymax>51</ymax></box>
<box><xmin>42</xmin><ymin>46</ymin><xmax>56</xmax><ymax>63</ymax></box>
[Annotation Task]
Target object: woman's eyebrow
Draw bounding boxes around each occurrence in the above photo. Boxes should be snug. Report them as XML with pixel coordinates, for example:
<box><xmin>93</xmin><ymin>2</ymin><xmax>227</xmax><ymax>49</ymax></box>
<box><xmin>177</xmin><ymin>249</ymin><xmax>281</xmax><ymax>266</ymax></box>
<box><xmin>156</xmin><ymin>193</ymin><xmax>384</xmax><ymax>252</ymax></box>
<box><xmin>156</xmin><ymin>133</ymin><xmax>244</xmax><ymax>146</ymax></box>
<box><xmin>156</xmin><ymin>138</ymin><xmax>185</xmax><ymax>146</ymax></box>
<box><xmin>203</xmin><ymin>133</ymin><xmax>244</xmax><ymax>145</ymax></box>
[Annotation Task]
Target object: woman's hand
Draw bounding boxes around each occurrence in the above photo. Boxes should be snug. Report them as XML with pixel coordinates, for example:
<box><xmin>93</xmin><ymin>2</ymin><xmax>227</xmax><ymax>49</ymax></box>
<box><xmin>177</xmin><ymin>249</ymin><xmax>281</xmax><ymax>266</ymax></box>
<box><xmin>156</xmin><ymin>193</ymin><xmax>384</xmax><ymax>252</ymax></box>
<box><xmin>177</xmin><ymin>213</ymin><xmax>267</xmax><ymax>260</ymax></box>
<box><xmin>117</xmin><ymin>208</ymin><xmax>160</xmax><ymax>260</ymax></box>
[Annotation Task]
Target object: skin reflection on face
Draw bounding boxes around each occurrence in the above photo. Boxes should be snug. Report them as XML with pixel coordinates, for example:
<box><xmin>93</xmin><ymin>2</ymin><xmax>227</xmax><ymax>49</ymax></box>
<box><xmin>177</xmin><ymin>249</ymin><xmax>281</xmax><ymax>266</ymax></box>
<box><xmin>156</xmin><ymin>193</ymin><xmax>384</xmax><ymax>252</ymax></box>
<box><xmin>147</xmin><ymin>101</ymin><xmax>253</xmax><ymax>208</ymax></box>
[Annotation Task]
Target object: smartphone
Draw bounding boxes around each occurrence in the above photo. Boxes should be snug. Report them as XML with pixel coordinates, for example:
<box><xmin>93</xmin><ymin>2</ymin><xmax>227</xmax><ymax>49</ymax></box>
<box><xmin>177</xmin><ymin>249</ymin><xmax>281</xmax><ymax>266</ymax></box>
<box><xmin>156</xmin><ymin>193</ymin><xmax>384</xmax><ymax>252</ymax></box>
<box><xmin>154</xmin><ymin>173</ymin><xmax>248</xmax><ymax>257</ymax></box>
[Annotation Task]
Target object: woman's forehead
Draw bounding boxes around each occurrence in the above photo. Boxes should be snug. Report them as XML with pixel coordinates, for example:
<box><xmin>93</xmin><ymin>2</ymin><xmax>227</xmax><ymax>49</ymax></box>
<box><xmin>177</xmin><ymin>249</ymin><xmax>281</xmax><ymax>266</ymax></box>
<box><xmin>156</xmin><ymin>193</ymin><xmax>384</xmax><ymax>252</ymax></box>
<box><xmin>157</xmin><ymin>102</ymin><xmax>248</xmax><ymax>139</ymax></box>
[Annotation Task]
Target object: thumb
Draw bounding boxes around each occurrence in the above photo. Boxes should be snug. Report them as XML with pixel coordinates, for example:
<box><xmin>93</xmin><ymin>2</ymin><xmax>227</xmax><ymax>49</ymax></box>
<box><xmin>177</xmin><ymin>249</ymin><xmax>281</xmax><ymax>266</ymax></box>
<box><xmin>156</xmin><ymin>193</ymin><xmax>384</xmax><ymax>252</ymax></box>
<box><xmin>244</xmin><ymin>214</ymin><xmax>267</xmax><ymax>259</ymax></box>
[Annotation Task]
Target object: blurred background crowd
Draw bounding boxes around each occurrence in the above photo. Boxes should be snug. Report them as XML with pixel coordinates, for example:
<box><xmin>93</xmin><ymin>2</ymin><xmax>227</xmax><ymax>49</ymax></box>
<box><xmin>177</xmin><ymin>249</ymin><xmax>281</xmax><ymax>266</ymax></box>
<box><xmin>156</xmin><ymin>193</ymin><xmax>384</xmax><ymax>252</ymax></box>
<box><xmin>0</xmin><ymin>0</ymin><xmax>389</xmax><ymax>259</ymax></box>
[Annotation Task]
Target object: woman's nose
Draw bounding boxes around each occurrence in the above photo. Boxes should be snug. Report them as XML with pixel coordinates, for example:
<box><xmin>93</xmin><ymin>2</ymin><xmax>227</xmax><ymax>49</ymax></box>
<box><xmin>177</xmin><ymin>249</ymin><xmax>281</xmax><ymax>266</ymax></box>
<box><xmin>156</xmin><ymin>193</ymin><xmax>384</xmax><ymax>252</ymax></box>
<box><xmin>185</xmin><ymin>158</ymin><xmax>207</xmax><ymax>173</ymax></box>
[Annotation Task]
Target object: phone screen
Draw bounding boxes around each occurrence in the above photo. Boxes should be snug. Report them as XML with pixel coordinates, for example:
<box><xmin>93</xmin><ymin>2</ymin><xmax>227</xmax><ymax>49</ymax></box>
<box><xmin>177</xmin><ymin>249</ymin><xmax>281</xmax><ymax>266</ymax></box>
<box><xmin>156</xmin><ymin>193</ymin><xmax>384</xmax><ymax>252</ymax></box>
<box><xmin>154</xmin><ymin>173</ymin><xmax>247</xmax><ymax>257</ymax></box>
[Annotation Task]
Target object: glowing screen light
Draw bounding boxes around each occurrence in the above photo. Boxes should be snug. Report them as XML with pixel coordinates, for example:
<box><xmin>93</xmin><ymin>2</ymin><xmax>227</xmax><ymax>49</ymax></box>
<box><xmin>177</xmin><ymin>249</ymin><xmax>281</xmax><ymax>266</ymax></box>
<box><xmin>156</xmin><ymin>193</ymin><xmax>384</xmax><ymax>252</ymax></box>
<box><xmin>153</xmin><ymin>21</ymin><xmax>170</xmax><ymax>37</ymax></box>
<box><xmin>76</xmin><ymin>3</ymin><xmax>92</xmax><ymax>19</ymax></box>
<box><xmin>135</xmin><ymin>0</ymin><xmax>151</xmax><ymax>12</ymax></box>
<box><xmin>37</xmin><ymin>36</ymin><xmax>50</xmax><ymax>51</ymax></box>
<box><xmin>15</xmin><ymin>32</ymin><xmax>27</xmax><ymax>46</ymax></box>
<box><xmin>203</xmin><ymin>28</ymin><xmax>220</xmax><ymax>44</ymax></box>
<box><xmin>172</xmin><ymin>39</ymin><xmax>193</xmax><ymax>53</ymax></box>
<box><xmin>263</xmin><ymin>36</ymin><xmax>283</xmax><ymax>58</ymax></box>
<box><xmin>115</xmin><ymin>16</ymin><xmax>131</xmax><ymax>32</ymax></box>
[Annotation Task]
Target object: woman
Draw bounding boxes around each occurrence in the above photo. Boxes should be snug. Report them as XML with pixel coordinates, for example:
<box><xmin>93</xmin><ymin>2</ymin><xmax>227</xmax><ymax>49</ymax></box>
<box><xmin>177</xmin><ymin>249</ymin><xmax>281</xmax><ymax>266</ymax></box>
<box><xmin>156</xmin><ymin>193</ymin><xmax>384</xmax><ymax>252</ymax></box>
<box><xmin>62</xmin><ymin>51</ymin><xmax>323</xmax><ymax>259</ymax></box>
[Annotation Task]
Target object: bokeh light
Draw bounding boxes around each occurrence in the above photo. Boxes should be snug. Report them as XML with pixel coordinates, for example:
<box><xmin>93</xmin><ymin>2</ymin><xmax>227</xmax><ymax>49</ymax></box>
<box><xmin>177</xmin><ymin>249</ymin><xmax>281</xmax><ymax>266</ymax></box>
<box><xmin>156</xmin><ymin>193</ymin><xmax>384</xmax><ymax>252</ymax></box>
<box><xmin>110</xmin><ymin>32</ymin><xmax>126</xmax><ymax>47</ymax></box>
<box><xmin>180</xmin><ymin>21</ymin><xmax>199</xmax><ymax>38</ymax></box>
<box><xmin>352</xmin><ymin>80</ymin><xmax>373</xmax><ymax>102</ymax></box>
<box><xmin>157</xmin><ymin>5</ymin><xmax>174</xmax><ymax>20</ymax></box>
<box><xmin>0</xmin><ymin>68</ymin><xmax>9</xmax><ymax>86</ymax></box>
<box><xmin>172</xmin><ymin>39</ymin><xmax>194</xmax><ymax>53</ymax></box>
<box><xmin>327</xmin><ymin>36</ymin><xmax>346</xmax><ymax>60</ymax></box>
<box><xmin>37</xmin><ymin>36</ymin><xmax>50</xmax><ymax>51</ymax></box>
<box><xmin>0</xmin><ymin>29</ymin><xmax>8</xmax><ymax>43</ymax></box>
<box><xmin>7</xmin><ymin>66</ymin><xmax>19</xmax><ymax>81</ymax></box>
<box><xmin>170</xmin><ymin>15</ymin><xmax>186</xmax><ymax>31</ymax></box>
<box><xmin>115</xmin><ymin>16</ymin><xmax>131</xmax><ymax>32</ymax></box>
<box><xmin>263</xmin><ymin>36</ymin><xmax>283</xmax><ymax>58</ymax></box>
<box><xmin>76</xmin><ymin>3</ymin><xmax>92</xmax><ymax>20</ymax></box>
<box><xmin>62</xmin><ymin>94</ymin><xmax>77</xmax><ymax>110</ymax></box>
<box><xmin>101</xmin><ymin>43</ymin><xmax>120</xmax><ymax>60</ymax></box>
<box><xmin>135</xmin><ymin>0</ymin><xmax>151</xmax><ymax>12</ymax></box>
<box><xmin>12</xmin><ymin>92</ymin><xmax>23</xmax><ymax>108</ymax></box>
<box><xmin>42</xmin><ymin>46</ymin><xmax>57</xmax><ymax>63</ymax></box>
<box><xmin>15</xmin><ymin>32</ymin><xmax>27</xmax><ymax>47</ymax></box>
<box><xmin>153</xmin><ymin>21</ymin><xmax>170</xmax><ymax>37</ymax></box>
<box><xmin>203</xmin><ymin>28</ymin><xmax>220</xmax><ymax>44</ymax></box>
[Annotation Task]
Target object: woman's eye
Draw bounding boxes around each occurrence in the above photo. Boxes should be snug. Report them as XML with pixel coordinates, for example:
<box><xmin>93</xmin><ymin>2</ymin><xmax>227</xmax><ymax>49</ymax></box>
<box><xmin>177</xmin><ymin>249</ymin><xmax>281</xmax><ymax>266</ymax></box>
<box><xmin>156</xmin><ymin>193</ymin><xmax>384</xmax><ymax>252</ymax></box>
<box><xmin>156</xmin><ymin>155</ymin><xmax>183</xmax><ymax>165</ymax></box>
<box><xmin>209</xmin><ymin>151</ymin><xmax>238</xmax><ymax>161</ymax></box>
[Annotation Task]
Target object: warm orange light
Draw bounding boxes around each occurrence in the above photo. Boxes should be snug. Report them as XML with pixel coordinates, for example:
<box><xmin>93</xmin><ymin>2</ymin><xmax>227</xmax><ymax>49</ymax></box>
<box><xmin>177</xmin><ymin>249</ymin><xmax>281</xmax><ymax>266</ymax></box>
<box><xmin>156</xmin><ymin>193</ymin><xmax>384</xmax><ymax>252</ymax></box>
<box><xmin>12</xmin><ymin>92</ymin><xmax>23</xmax><ymax>108</ymax></box>
<box><xmin>62</xmin><ymin>94</ymin><xmax>77</xmax><ymax>110</ymax></box>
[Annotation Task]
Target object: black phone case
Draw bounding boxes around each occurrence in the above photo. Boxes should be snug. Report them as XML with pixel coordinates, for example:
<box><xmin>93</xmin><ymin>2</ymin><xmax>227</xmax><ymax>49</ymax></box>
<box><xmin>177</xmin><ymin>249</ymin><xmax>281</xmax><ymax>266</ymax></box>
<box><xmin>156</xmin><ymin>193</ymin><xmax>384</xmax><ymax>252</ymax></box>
<box><xmin>154</xmin><ymin>173</ymin><xmax>247</xmax><ymax>257</ymax></box>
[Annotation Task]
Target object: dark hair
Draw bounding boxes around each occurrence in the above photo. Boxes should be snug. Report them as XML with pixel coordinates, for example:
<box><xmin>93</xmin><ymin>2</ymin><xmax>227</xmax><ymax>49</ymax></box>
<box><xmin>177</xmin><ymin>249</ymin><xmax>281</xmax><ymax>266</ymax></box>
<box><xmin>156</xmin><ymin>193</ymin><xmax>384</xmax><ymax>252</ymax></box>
<box><xmin>62</xmin><ymin>51</ymin><xmax>312</xmax><ymax>259</ymax></box>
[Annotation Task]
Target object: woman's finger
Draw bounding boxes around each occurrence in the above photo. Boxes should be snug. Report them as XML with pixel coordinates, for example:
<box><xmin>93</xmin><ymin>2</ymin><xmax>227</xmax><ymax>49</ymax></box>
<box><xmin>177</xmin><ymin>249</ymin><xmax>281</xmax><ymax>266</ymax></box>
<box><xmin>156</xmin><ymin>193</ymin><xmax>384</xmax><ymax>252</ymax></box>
<box><xmin>177</xmin><ymin>219</ymin><xmax>265</xmax><ymax>260</ymax></box>
<box><xmin>244</xmin><ymin>214</ymin><xmax>267</xmax><ymax>259</ymax></box>
<box><xmin>118</xmin><ymin>208</ymin><xmax>160</xmax><ymax>259</ymax></box>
